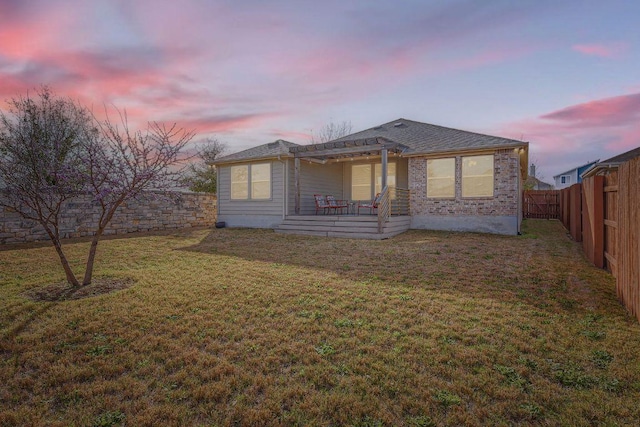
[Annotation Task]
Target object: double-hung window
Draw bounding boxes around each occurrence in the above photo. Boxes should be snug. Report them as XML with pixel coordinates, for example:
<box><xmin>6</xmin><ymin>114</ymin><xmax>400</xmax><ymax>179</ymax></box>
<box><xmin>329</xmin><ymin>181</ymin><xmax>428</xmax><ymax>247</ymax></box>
<box><xmin>230</xmin><ymin>163</ymin><xmax>271</xmax><ymax>200</ymax></box>
<box><xmin>462</xmin><ymin>155</ymin><xmax>494</xmax><ymax>197</ymax></box>
<box><xmin>351</xmin><ymin>162</ymin><xmax>396</xmax><ymax>200</ymax></box>
<box><xmin>427</xmin><ymin>158</ymin><xmax>455</xmax><ymax>198</ymax></box>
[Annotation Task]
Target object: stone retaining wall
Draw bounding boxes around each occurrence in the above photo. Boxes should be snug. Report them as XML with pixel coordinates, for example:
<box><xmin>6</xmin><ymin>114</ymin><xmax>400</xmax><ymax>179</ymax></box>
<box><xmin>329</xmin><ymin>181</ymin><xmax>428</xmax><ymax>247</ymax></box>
<box><xmin>0</xmin><ymin>192</ymin><xmax>217</xmax><ymax>244</ymax></box>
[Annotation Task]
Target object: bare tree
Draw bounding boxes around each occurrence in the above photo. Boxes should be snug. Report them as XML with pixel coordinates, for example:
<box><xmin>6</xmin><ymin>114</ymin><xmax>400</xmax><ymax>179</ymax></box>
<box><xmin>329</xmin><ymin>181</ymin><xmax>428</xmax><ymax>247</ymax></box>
<box><xmin>181</xmin><ymin>137</ymin><xmax>227</xmax><ymax>193</ymax></box>
<box><xmin>310</xmin><ymin>120</ymin><xmax>352</xmax><ymax>144</ymax></box>
<box><xmin>0</xmin><ymin>87</ymin><xmax>94</xmax><ymax>285</ymax></box>
<box><xmin>0</xmin><ymin>88</ymin><xmax>194</xmax><ymax>287</ymax></box>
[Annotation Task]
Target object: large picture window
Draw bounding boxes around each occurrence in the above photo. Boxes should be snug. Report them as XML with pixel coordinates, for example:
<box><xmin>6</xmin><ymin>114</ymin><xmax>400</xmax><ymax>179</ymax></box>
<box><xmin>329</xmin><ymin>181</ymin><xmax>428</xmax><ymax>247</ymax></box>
<box><xmin>462</xmin><ymin>155</ymin><xmax>494</xmax><ymax>197</ymax></box>
<box><xmin>230</xmin><ymin>163</ymin><xmax>271</xmax><ymax>200</ymax></box>
<box><xmin>427</xmin><ymin>158</ymin><xmax>455</xmax><ymax>198</ymax></box>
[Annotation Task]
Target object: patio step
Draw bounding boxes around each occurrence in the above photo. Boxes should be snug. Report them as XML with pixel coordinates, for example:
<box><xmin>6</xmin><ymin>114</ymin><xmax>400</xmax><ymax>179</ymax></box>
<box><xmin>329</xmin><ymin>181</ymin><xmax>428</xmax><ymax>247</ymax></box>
<box><xmin>275</xmin><ymin>215</ymin><xmax>410</xmax><ymax>240</ymax></box>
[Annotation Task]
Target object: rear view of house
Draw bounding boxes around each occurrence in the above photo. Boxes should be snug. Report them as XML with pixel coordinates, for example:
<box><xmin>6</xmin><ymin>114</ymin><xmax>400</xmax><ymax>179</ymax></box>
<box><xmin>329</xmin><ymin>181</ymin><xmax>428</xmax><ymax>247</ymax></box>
<box><xmin>213</xmin><ymin>118</ymin><xmax>529</xmax><ymax>237</ymax></box>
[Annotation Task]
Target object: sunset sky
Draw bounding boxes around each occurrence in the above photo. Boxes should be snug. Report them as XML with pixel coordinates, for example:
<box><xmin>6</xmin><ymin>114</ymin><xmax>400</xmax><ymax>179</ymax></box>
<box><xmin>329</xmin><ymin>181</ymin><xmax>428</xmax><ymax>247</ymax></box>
<box><xmin>1</xmin><ymin>0</ymin><xmax>639</xmax><ymax>180</ymax></box>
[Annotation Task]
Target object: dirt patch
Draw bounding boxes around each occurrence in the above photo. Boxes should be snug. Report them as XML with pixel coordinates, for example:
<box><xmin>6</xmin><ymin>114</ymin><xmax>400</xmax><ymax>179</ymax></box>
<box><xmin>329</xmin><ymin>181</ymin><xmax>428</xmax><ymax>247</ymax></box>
<box><xmin>24</xmin><ymin>277</ymin><xmax>136</xmax><ymax>302</ymax></box>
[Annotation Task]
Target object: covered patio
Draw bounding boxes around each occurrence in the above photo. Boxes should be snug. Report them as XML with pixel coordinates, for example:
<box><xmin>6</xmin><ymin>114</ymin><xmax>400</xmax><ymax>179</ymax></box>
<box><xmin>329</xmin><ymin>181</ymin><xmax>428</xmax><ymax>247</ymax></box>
<box><xmin>282</xmin><ymin>137</ymin><xmax>411</xmax><ymax>237</ymax></box>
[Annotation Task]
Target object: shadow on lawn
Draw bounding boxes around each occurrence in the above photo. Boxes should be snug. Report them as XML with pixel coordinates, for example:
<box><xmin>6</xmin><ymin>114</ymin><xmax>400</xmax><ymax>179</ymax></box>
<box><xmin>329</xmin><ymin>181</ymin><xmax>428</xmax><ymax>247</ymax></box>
<box><xmin>176</xmin><ymin>221</ymin><xmax>615</xmax><ymax>317</ymax></box>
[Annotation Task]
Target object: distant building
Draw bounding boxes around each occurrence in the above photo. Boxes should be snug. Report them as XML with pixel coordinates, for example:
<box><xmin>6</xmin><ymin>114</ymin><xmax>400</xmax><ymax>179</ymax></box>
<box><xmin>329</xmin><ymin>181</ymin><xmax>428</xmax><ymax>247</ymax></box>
<box><xmin>553</xmin><ymin>160</ymin><xmax>599</xmax><ymax>189</ymax></box>
<box><xmin>525</xmin><ymin>164</ymin><xmax>553</xmax><ymax>190</ymax></box>
<box><xmin>581</xmin><ymin>146</ymin><xmax>640</xmax><ymax>179</ymax></box>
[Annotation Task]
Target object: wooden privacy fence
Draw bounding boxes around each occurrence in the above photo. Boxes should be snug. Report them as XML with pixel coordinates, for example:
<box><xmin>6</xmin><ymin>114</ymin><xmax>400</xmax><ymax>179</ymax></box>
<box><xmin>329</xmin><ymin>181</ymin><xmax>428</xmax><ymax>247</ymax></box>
<box><xmin>559</xmin><ymin>157</ymin><xmax>640</xmax><ymax>322</ymax></box>
<box><xmin>523</xmin><ymin>190</ymin><xmax>560</xmax><ymax>219</ymax></box>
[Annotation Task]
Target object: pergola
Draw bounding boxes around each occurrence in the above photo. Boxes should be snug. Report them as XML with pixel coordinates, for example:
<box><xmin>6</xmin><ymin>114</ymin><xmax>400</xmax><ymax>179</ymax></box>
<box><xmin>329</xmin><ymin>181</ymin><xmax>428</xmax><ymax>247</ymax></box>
<box><xmin>288</xmin><ymin>137</ymin><xmax>409</xmax><ymax>214</ymax></box>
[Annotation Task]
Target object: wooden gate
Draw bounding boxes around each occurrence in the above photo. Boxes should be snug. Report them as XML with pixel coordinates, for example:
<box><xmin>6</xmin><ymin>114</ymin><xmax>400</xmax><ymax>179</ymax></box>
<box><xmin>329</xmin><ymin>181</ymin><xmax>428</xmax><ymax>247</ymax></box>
<box><xmin>523</xmin><ymin>190</ymin><xmax>560</xmax><ymax>219</ymax></box>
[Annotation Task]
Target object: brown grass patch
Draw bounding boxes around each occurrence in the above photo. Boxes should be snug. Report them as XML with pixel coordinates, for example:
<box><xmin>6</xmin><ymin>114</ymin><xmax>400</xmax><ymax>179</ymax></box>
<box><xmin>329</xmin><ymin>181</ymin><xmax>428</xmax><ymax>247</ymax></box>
<box><xmin>1</xmin><ymin>220</ymin><xmax>639</xmax><ymax>426</ymax></box>
<box><xmin>23</xmin><ymin>277</ymin><xmax>136</xmax><ymax>302</ymax></box>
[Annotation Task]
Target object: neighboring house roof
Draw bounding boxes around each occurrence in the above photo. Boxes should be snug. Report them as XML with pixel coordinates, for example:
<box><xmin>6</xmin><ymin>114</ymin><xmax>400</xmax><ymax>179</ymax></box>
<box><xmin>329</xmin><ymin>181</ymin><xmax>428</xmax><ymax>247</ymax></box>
<box><xmin>582</xmin><ymin>146</ymin><xmax>640</xmax><ymax>178</ymax></box>
<box><xmin>553</xmin><ymin>160</ymin><xmax>599</xmax><ymax>179</ymax></box>
<box><xmin>331</xmin><ymin>118</ymin><xmax>527</xmax><ymax>156</ymax></box>
<box><xmin>214</xmin><ymin>140</ymin><xmax>299</xmax><ymax>164</ymax></box>
<box><xmin>525</xmin><ymin>176</ymin><xmax>554</xmax><ymax>190</ymax></box>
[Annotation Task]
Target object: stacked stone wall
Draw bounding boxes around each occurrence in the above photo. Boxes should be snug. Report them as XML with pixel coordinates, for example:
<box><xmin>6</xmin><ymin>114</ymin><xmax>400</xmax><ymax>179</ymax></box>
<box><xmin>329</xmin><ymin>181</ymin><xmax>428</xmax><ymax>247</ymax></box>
<box><xmin>0</xmin><ymin>192</ymin><xmax>217</xmax><ymax>244</ymax></box>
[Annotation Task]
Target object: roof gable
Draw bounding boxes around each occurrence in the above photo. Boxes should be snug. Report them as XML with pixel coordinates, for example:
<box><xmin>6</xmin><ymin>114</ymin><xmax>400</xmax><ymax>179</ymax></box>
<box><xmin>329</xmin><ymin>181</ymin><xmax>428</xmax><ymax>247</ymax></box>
<box><xmin>214</xmin><ymin>139</ymin><xmax>299</xmax><ymax>164</ymax></box>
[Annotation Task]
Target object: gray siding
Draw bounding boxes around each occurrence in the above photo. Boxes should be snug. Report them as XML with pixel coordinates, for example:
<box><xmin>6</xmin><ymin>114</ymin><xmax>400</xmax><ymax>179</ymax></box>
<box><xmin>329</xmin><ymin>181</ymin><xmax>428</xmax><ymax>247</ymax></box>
<box><xmin>287</xmin><ymin>160</ymin><xmax>344</xmax><ymax>215</ymax></box>
<box><xmin>218</xmin><ymin>160</ymin><xmax>286</xmax><ymax>228</ymax></box>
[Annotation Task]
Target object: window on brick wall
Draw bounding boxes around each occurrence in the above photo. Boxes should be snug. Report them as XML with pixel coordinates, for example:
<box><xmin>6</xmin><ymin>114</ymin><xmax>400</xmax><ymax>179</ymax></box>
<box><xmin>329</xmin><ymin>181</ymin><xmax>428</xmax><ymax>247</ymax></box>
<box><xmin>462</xmin><ymin>155</ymin><xmax>494</xmax><ymax>197</ymax></box>
<box><xmin>427</xmin><ymin>158</ymin><xmax>455</xmax><ymax>198</ymax></box>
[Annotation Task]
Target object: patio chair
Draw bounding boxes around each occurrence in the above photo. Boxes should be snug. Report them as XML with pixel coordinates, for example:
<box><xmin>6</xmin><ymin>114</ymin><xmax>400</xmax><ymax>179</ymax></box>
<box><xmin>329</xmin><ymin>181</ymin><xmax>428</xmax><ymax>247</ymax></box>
<box><xmin>326</xmin><ymin>195</ymin><xmax>348</xmax><ymax>214</ymax></box>
<box><xmin>314</xmin><ymin>194</ymin><xmax>331</xmax><ymax>215</ymax></box>
<box><xmin>358</xmin><ymin>193</ymin><xmax>382</xmax><ymax>215</ymax></box>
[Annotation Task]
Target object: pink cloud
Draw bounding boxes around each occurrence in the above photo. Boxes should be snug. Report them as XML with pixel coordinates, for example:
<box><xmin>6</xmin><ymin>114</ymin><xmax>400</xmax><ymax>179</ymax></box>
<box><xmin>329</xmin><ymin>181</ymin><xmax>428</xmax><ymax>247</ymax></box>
<box><xmin>500</xmin><ymin>92</ymin><xmax>640</xmax><ymax>176</ymax></box>
<box><xmin>174</xmin><ymin>113</ymin><xmax>273</xmax><ymax>134</ymax></box>
<box><xmin>572</xmin><ymin>42</ymin><xmax>628</xmax><ymax>58</ymax></box>
<box><xmin>541</xmin><ymin>92</ymin><xmax>640</xmax><ymax>127</ymax></box>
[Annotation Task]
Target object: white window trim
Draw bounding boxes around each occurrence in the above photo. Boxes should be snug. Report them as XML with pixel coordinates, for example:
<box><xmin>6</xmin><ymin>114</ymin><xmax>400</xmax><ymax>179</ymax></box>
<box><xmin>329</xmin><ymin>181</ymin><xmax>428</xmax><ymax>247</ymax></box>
<box><xmin>230</xmin><ymin>163</ymin><xmax>272</xmax><ymax>200</ymax></box>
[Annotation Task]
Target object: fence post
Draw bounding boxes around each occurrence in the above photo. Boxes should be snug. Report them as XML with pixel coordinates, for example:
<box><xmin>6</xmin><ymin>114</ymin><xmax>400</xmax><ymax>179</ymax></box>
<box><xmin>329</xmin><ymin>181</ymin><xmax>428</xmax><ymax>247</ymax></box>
<box><xmin>570</xmin><ymin>184</ymin><xmax>582</xmax><ymax>242</ymax></box>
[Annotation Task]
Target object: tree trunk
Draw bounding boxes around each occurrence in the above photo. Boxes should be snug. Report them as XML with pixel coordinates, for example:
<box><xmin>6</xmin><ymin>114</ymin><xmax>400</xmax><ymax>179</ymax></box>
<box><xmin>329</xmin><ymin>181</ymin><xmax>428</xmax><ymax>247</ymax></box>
<box><xmin>82</xmin><ymin>227</ymin><xmax>104</xmax><ymax>286</ymax></box>
<box><xmin>44</xmin><ymin>228</ymin><xmax>80</xmax><ymax>287</ymax></box>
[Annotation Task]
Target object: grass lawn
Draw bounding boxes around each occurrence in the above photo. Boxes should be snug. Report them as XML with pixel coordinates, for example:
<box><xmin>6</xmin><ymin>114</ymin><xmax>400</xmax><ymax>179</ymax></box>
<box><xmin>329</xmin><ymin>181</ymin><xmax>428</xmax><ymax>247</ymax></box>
<box><xmin>1</xmin><ymin>220</ymin><xmax>639</xmax><ymax>426</ymax></box>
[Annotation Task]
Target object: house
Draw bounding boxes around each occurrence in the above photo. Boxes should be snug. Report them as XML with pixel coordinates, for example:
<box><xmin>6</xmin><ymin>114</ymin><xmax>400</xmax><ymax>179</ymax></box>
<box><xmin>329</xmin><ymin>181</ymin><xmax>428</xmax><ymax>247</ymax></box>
<box><xmin>581</xmin><ymin>146</ymin><xmax>640</xmax><ymax>179</ymax></box>
<box><xmin>553</xmin><ymin>160</ymin><xmax>599</xmax><ymax>189</ymax></box>
<box><xmin>524</xmin><ymin>164</ymin><xmax>553</xmax><ymax>190</ymax></box>
<box><xmin>213</xmin><ymin>118</ymin><xmax>529</xmax><ymax>237</ymax></box>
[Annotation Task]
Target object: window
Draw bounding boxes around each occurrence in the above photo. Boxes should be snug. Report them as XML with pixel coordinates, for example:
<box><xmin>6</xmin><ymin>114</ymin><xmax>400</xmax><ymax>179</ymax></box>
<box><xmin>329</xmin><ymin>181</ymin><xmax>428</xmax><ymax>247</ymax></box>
<box><xmin>251</xmin><ymin>163</ymin><xmax>271</xmax><ymax>199</ymax></box>
<box><xmin>427</xmin><ymin>158</ymin><xmax>455</xmax><ymax>198</ymax></box>
<box><xmin>351</xmin><ymin>164</ymin><xmax>372</xmax><ymax>200</ymax></box>
<box><xmin>351</xmin><ymin>162</ymin><xmax>396</xmax><ymax>200</ymax></box>
<box><xmin>231</xmin><ymin>165</ymin><xmax>248</xmax><ymax>200</ymax></box>
<box><xmin>230</xmin><ymin>163</ymin><xmax>271</xmax><ymax>200</ymax></box>
<box><xmin>462</xmin><ymin>155</ymin><xmax>494</xmax><ymax>197</ymax></box>
<box><xmin>561</xmin><ymin>175</ymin><xmax>570</xmax><ymax>185</ymax></box>
<box><xmin>375</xmin><ymin>163</ymin><xmax>396</xmax><ymax>195</ymax></box>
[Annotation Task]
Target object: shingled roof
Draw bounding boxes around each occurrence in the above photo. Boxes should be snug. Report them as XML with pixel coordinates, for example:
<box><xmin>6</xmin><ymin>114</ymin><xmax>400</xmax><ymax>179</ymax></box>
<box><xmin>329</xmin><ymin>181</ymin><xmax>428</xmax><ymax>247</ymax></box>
<box><xmin>214</xmin><ymin>139</ymin><xmax>299</xmax><ymax>164</ymax></box>
<box><xmin>331</xmin><ymin>118</ymin><xmax>527</xmax><ymax>155</ymax></box>
<box><xmin>214</xmin><ymin>118</ymin><xmax>527</xmax><ymax>164</ymax></box>
<box><xmin>582</xmin><ymin>145</ymin><xmax>640</xmax><ymax>178</ymax></box>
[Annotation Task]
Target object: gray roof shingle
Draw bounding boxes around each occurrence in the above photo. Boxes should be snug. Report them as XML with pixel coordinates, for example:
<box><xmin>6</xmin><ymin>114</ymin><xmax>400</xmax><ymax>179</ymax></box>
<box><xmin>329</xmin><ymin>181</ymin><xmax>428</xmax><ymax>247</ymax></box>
<box><xmin>331</xmin><ymin>118</ymin><xmax>527</xmax><ymax>155</ymax></box>
<box><xmin>214</xmin><ymin>139</ymin><xmax>299</xmax><ymax>164</ymax></box>
<box><xmin>600</xmin><ymin>146</ymin><xmax>640</xmax><ymax>164</ymax></box>
<box><xmin>214</xmin><ymin>118</ymin><xmax>527</xmax><ymax>163</ymax></box>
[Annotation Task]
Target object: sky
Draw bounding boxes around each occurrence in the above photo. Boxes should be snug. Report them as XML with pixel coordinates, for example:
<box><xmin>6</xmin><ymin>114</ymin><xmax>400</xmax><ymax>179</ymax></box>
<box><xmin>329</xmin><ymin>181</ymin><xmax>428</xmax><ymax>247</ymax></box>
<box><xmin>1</xmin><ymin>0</ymin><xmax>639</xmax><ymax>181</ymax></box>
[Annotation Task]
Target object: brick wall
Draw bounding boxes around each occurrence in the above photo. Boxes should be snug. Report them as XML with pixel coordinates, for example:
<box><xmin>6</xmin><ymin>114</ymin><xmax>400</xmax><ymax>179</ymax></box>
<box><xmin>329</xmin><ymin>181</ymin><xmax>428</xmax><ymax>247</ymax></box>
<box><xmin>0</xmin><ymin>192</ymin><xmax>217</xmax><ymax>244</ymax></box>
<box><xmin>409</xmin><ymin>149</ymin><xmax>520</xmax><ymax>217</ymax></box>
